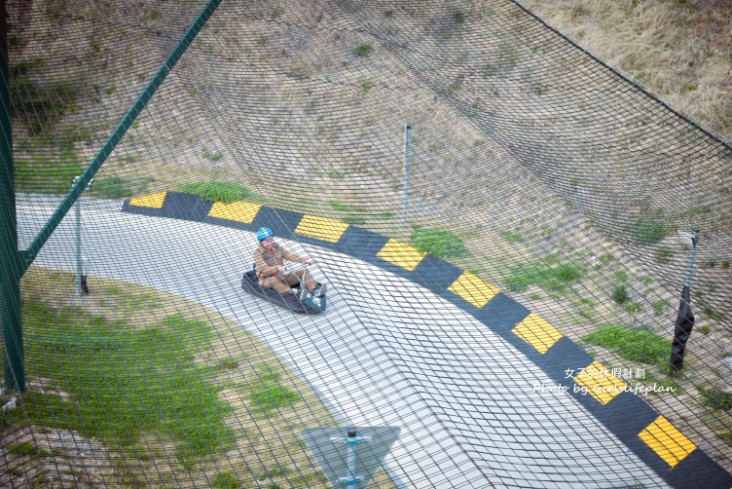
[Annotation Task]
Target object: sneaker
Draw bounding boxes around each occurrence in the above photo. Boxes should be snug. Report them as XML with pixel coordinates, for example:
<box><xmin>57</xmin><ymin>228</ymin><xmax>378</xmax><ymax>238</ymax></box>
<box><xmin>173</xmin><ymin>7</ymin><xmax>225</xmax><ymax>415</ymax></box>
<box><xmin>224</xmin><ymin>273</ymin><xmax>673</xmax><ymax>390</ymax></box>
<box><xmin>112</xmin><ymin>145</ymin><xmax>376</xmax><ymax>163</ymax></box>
<box><xmin>312</xmin><ymin>283</ymin><xmax>327</xmax><ymax>296</ymax></box>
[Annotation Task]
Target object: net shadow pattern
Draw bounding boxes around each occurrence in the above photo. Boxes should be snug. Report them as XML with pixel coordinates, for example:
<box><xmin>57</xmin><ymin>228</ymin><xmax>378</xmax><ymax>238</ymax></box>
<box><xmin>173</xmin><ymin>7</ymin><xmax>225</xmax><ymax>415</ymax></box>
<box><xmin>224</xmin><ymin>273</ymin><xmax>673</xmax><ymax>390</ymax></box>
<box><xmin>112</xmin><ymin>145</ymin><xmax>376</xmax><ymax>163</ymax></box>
<box><xmin>1</xmin><ymin>0</ymin><xmax>731</xmax><ymax>488</ymax></box>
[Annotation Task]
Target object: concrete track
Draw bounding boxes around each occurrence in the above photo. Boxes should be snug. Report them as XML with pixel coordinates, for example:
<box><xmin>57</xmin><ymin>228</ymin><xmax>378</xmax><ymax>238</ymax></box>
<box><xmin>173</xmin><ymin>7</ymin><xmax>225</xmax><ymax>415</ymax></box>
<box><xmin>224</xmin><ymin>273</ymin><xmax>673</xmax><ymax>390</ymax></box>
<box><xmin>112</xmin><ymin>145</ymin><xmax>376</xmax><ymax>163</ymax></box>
<box><xmin>17</xmin><ymin>194</ymin><xmax>671</xmax><ymax>489</ymax></box>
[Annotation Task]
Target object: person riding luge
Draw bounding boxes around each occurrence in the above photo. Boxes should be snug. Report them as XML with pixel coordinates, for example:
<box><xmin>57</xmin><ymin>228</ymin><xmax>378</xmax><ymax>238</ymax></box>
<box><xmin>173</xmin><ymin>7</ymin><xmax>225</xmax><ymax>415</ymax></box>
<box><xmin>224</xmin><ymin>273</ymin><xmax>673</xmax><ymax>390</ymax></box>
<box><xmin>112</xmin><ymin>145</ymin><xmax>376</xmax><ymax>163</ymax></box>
<box><xmin>253</xmin><ymin>227</ymin><xmax>326</xmax><ymax>300</ymax></box>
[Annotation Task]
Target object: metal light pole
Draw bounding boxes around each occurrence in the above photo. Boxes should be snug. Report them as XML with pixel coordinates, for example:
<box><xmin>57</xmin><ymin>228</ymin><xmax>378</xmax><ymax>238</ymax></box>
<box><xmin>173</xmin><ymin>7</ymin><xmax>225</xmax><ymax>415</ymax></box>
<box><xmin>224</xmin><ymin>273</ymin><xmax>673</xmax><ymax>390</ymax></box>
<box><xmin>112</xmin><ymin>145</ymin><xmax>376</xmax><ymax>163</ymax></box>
<box><xmin>402</xmin><ymin>124</ymin><xmax>411</xmax><ymax>224</ymax></box>
<box><xmin>73</xmin><ymin>176</ymin><xmax>92</xmax><ymax>295</ymax></box>
<box><xmin>670</xmin><ymin>228</ymin><xmax>699</xmax><ymax>373</ymax></box>
<box><xmin>330</xmin><ymin>427</ymin><xmax>371</xmax><ymax>486</ymax></box>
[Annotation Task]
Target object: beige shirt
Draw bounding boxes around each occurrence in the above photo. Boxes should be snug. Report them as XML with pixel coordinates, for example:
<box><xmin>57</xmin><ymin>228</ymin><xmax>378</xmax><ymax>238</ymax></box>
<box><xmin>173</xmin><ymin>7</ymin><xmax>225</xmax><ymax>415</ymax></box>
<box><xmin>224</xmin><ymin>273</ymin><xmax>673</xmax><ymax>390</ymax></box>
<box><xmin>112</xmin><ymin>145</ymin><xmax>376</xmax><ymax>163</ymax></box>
<box><xmin>253</xmin><ymin>242</ymin><xmax>307</xmax><ymax>281</ymax></box>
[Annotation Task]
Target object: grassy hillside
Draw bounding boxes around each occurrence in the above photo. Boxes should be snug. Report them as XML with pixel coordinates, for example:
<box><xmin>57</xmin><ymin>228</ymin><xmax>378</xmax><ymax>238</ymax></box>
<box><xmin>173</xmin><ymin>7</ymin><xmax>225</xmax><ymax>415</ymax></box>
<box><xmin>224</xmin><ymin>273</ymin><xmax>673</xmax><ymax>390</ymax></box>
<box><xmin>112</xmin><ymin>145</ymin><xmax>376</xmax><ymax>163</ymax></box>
<box><xmin>523</xmin><ymin>0</ymin><xmax>732</xmax><ymax>141</ymax></box>
<box><xmin>6</xmin><ymin>0</ymin><xmax>732</xmax><ymax>477</ymax></box>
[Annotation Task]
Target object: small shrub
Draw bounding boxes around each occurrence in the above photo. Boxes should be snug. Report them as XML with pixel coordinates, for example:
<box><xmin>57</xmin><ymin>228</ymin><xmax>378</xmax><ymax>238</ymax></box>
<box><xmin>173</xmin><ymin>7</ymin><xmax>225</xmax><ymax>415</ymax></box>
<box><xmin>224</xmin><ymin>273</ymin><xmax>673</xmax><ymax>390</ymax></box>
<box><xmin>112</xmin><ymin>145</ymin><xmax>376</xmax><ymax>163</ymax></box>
<box><xmin>611</xmin><ymin>285</ymin><xmax>629</xmax><ymax>305</ymax></box>
<box><xmin>359</xmin><ymin>77</ymin><xmax>374</xmax><ymax>94</ymax></box>
<box><xmin>353</xmin><ymin>43</ymin><xmax>373</xmax><ymax>57</ymax></box>
<box><xmin>15</xmin><ymin>148</ymin><xmax>84</xmax><ymax>194</ymax></box>
<box><xmin>410</xmin><ymin>228</ymin><xmax>468</xmax><ymax>258</ymax></box>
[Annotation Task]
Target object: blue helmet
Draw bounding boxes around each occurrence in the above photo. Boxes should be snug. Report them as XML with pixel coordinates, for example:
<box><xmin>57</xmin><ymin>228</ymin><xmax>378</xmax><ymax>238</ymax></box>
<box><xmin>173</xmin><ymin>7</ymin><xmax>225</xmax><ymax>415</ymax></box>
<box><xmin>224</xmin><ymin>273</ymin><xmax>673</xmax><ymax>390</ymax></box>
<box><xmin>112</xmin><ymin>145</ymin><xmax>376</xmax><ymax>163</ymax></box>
<box><xmin>256</xmin><ymin>227</ymin><xmax>274</xmax><ymax>241</ymax></box>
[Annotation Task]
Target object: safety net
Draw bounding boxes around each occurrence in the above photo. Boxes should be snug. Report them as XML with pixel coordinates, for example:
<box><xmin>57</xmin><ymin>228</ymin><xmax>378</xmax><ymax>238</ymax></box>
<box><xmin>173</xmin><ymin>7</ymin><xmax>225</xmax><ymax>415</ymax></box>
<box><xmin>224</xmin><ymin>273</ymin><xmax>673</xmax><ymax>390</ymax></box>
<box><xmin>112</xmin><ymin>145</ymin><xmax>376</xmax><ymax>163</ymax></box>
<box><xmin>1</xmin><ymin>0</ymin><xmax>731</xmax><ymax>488</ymax></box>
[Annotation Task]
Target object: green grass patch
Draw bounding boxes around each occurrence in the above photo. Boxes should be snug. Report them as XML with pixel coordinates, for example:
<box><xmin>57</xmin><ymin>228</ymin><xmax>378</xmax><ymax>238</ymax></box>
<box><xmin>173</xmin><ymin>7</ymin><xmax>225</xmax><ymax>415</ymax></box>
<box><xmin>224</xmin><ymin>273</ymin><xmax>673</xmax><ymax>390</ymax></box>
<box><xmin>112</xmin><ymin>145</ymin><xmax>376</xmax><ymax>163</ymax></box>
<box><xmin>6</xmin><ymin>442</ymin><xmax>50</xmax><ymax>458</ymax></box>
<box><xmin>698</xmin><ymin>386</ymin><xmax>732</xmax><ymax>411</ymax></box>
<box><xmin>652</xmin><ymin>299</ymin><xmax>671</xmax><ymax>316</ymax></box>
<box><xmin>246</xmin><ymin>365</ymin><xmax>301</xmax><ymax>417</ymax></box>
<box><xmin>343</xmin><ymin>215</ymin><xmax>366</xmax><ymax>225</ymax></box>
<box><xmin>654</xmin><ymin>245</ymin><xmax>672</xmax><ymax>264</ymax></box>
<box><xmin>329</xmin><ymin>201</ymin><xmax>366</xmax><ymax>225</ymax></box>
<box><xmin>598</xmin><ymin>254</ymin><xmax>614</xmax><ymax>265</ymax></box>
<box><xmin>583</xmin><ymin>324</ymin><xmax>671</xmax><ymax>368</ymax></box>
<box><xmin>330</xmin><ymin>201</ymin><xmax>366</xmax><ymax>213</ymax></box>
<box><xmin>10</xmin><ymin>70</ymin><xmax>78</xmax><ymax>134</ymax></box>
<box><xmin>505</xmin><ymin>259</ymin><xmax>584</xmax><ymax>294</ymax></box>
<box><xmin>410</xmin><ymin>227</ymin><xmax>468</xmax><ymax>259</ymax></box>
<box><xmin>14</xmin><ymin>148</ymin><xmax>85</xmax><ymax>194</ymax></box>
<box><xmin>652</xmin><ymin>378</ymin><xmax>680</xmax><ymax>395</ymax></box>
<box><xmin>217</xmin><ymin>358</ymin><xmax>240</xmax><ymax>371</ymax></box>
<box><xmin>92</xmin><ymin>175</ymin><xmax>154</xmax><ymax>199</ymax></box>
<box><xmin>213</xmin><ymin>471</ymin><xmax>243</xmax><ymax>489</ymax></box>
<box><xmin>717</xmin><ymin>432</ymin><xmax>732</xmax><ymax>443</ymax></box>
<box><xmin>179</xmin><ymin>181</ymin><xmax>263</xmax><ymax>204</ymax></box>
<box><xmin>202</xmin><ymin>147</ymin><xmax>223</xmax><ymax>162</ymax></box>
<box><xmin>499</xmin><ymin>230</ymin><xmax>523</xmax><ymax>244</ymax></box>
<box><xmin>631</xmin><ymin>209</ymin><xmax>669</xmax><ymax>245</ymax></box>
<box><xmin>623</xmin><ymin>301</ymin><xmax>644</xmax><ymax>313</ymax></box>
<box><xmin>23</xmin><ymin>304</ymin><xmax>235</xmax><ymax>466</ymax></box>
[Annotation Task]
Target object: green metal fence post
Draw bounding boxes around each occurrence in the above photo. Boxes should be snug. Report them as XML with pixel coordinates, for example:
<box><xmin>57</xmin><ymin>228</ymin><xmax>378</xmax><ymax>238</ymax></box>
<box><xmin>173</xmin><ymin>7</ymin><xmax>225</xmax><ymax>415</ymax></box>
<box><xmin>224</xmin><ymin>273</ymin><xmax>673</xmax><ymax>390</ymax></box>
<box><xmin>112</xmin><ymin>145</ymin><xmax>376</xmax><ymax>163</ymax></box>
<box><xmin>20</xmin><ymin>0</ymin><xmax>223</xmax><ymax>273</ymax></box>
<box><xmin>1</xmin><ymin>0</ymin><xmax>223</xmax><ymax>392</ymax></box>
<box><xmin>0</xmin><ymin>0</ymin><xmax>25</xmax><ymax>392</ymax></box>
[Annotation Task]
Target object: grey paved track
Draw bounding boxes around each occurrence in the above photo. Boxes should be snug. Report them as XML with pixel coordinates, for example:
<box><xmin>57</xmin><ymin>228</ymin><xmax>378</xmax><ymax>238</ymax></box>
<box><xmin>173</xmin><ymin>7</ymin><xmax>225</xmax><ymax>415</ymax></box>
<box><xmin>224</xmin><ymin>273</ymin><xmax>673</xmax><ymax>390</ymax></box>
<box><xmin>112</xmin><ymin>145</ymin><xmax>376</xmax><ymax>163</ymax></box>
<box><xmin>17</xmin><ymin>194</ymin><xmax>671</xmax><ymax>489</ymax></box>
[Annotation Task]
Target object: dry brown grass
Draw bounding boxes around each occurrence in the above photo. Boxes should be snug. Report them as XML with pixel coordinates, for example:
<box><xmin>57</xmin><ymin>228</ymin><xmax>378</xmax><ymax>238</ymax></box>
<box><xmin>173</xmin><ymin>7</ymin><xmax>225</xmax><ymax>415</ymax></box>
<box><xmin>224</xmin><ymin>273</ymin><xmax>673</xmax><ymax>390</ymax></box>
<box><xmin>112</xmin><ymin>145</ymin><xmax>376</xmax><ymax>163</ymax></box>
<box><xmin>521</xmin><ymin>0</ymin><xmax>732</xmax><ymax>140</ymax></box>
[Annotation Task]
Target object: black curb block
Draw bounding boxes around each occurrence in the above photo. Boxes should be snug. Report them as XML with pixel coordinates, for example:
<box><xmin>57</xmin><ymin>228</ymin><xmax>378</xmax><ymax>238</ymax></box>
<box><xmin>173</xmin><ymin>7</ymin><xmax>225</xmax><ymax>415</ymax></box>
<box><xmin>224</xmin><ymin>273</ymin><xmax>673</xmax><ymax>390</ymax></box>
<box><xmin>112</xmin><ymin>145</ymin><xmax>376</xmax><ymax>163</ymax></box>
<box><xmin>123</xmin><ymin>191</ymin><xmax>732</xmax><ymax>489</ymax></box>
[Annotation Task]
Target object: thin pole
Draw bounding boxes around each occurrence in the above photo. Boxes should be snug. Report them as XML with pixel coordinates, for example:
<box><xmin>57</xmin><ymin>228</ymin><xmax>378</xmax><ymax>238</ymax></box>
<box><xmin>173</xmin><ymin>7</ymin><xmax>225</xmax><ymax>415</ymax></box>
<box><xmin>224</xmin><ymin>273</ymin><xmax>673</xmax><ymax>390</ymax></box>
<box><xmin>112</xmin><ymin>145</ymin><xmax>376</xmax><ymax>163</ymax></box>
<box><xmin>670</xmin><ymin>229</ymin><xmax>700</xmax><ymax>373</ymax></box>
<box><xmin>402</xmin><ymin>125</ymin><xmax>412</xmax><ymax>224</ymax></box>
<box><xmin>683</xmin><ymin>229</ymin><xmax>700</xmax><ymax>288</ymax></box>
<box><xmin>2</xmin><ymin>0</ymin><xmax>222</xmax><ymax>391</ymax></box>
<box><xmin>20</xmin><ymin>0</ymin><xmax>223</xmax><ymax>274</ymax></box>
<box><xmin>75</xmin><ymin>190</ymin><xmax>82</xmax><ymax>295</ymax></box>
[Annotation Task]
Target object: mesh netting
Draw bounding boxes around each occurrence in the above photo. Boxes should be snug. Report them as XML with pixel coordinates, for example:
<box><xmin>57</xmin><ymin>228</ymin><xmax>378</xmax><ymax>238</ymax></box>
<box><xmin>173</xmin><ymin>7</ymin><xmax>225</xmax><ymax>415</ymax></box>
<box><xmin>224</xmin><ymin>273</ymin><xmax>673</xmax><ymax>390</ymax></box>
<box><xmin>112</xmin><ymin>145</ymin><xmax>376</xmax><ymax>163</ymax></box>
<box><xmin>1</xmin><ymin>0</ymin><xmax>731</xmax><ymax>488</ymax></box>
